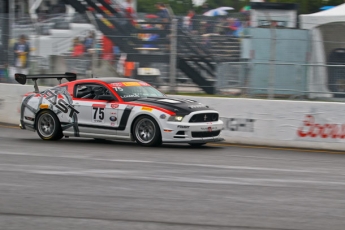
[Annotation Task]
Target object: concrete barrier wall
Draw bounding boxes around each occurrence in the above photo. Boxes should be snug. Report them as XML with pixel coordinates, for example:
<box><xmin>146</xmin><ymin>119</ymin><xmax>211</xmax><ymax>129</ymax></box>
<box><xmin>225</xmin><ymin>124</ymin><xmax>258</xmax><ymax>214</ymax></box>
<box><xmin>1</xmin><ymin>83</ymin><xmax>345</xmax><ymax>151</ymax></box>
<box><xmin>172</xmin><ymin>96</ymin><xmax>345</xmax><ymax>151</ymax></box>
<box><xmin>0</xmin><ymin>84</ymin><xmax>49</xmax><ymax>125</ymax></box>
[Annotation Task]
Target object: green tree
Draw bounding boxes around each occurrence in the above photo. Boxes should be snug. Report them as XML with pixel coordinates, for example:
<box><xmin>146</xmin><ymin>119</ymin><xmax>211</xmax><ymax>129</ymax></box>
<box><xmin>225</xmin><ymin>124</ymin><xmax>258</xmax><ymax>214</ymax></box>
<box><xmin>138</xmin><ymin>0</ymin><xmax>345</xmax><ymax>15</ymax></box>
<box><xmin>267</xmin><ymin>0</ymin><xmax>344</xmax><ymax>14</ymax></box>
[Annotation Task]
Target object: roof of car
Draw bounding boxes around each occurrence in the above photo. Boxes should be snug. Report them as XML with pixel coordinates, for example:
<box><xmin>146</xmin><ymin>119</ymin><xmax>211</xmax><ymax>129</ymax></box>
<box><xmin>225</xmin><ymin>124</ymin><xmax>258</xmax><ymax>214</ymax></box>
<box><xmin>82</xmin><ymin>77</ymin><xmax>144</xmax><ymax>84</ymax></box>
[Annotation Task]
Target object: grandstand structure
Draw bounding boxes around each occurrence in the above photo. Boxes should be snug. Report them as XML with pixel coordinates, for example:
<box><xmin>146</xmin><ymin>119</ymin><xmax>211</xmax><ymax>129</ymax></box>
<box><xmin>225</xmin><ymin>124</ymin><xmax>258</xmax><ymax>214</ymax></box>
<box><xmin>2</xmin><ymin>0</ymin><xmax>242</xmax><ymax>94</ymax></box>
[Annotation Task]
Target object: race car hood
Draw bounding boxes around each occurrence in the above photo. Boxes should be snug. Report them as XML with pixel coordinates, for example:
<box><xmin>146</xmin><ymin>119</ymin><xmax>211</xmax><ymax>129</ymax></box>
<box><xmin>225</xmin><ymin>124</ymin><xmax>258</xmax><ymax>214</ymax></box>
<box><xmin>133</xmin><ymin>97</ymin><xmax>214</xmax><ymax>115</ymax></box>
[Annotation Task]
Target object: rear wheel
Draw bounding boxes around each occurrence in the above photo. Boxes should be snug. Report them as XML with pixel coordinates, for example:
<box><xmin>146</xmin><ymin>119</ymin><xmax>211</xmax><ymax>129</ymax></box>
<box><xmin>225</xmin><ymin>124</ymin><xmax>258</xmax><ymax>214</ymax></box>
<box><xmin>36</xmin><ymin>110</ymin><xmax>63</xmax><ymax>141</ymax></box>
<box><xmin>133</xmin><ymin>116</ymin><xmax>162</xmax><ymax>147</ymax></box>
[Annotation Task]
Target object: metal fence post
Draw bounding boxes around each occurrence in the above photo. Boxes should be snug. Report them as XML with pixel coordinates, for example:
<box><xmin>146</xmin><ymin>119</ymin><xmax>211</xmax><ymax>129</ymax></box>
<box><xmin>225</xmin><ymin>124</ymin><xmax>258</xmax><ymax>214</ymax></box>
<box><xmin>268</xmin><ymin>27</ymin><xmax>277</xmax><ymax>99</ymax></box>
<box><xmin>1</xmin><ymin>0</ymin><xmax>10</xmax><ymax>65</ymax></box>
<box><xmin>215</xmin><ymin>62</ymin><xmax>221</xmax><ymax>94</ymax></box>
<box><xmin>268</xmin><ymin>20</ymin><xmax>277</xmax><ymax>99</ymax></box>
<box><xmin>169</xmin><ymin>18</ymin><xmax>178</xmax><ymax>94</ymax></box>
<box><xmin>9</xmin><ymin>0</ymin><xmax>15</xmax><ymax>64</ymax></box>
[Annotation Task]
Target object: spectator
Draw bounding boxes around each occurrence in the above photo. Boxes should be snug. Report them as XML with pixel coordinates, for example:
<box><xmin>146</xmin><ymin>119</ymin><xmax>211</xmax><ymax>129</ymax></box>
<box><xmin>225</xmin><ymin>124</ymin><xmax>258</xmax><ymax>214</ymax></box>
<box><xmin>155</xmin><ymin>3</ymin><xmax>171</xmax><ymax>38</ymax></box>
<box><xmin>226</xmin><ymin>18</ymin><xmax>238</xmax><ymax>36</ymax></box>
<box><xmin>72</xmin><ymin>38</ymin><xmax>84</xmax><ymax>57</ymax></box>
<box><xmin>155</xmin><ymin>3</ymin><xmax>170</xmax><ymax>20</ymax></box>
<box><xmin>70</xmin><ymin>37</ymin><xmax>78</xmax><ymax>51</ymax></box>
<box><xmin>186</xmin><ymin>10</ymin><xmax>195</xmax><ymax>32</ymax></box>
<box><xmin>123</xmin><ymin>0</ymin><xmax>137</xmax><ymax>26</ymax></box>
<box><xmin>233</xmin><ymin>20</ymin><xmax>243</xmax><ymax>37</ymax></box>
<box><xmin>215</xmin><ymin>18</ymin><xmax>228</xmax><ymax>35</ymax></box>
<box><xmin>13</xmin><ymin>35</ymin><xmax>30</xmax><ymax>75</ymax></box>
<box><xmin>102</xmin><ymin>35</ymin><xmax>114</xmax><ymax>63</ymax></box>
<box><xmin>199</xmin><ymin>21</ymin><xmax>207</xmax><ymax>34</ymax></box>
<box><xmin>84</xmin><ymin>31</ymin><xmax>95</xmax><ymax>53</ymax></box>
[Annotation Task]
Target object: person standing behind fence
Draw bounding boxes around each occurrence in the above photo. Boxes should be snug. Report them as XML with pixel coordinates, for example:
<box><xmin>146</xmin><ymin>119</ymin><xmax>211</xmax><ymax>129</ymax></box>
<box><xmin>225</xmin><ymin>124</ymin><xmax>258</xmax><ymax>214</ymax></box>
<box><xmin>226</xmin><ymin>18</ymin><xmax>238</xmax><ymax>36</ymax></box>
<box><xmin>155</xmin><ymin>2</ymin><xmax>171</xmax><ymax>43</ymax></box>
<box><xmin>13</xmin><ymin>35</ymin><xmax>30</xmax><ymax>75</ymax></box>
<box><xmin>84</xmin><ymin>31</ymin><xmax>95</xmax><ymax>53</ymax></box>
<box><xmin>102</xmin><ymin>35</ymin><xmax>114</xmax><ymax>64</ymax></box>
<box><xmin>72</xmin><ymin>38</ymin><xmax>84</xmax><ymax>57</ymax></box>
<box><xmin>156</xmin><ymin>3</ymin><xmax>170</xmax><ymax>21</ymax></box>
<box><xmin>123</xmin><ymin>0</ymin><xmax>137</xmax><ymax>26</ymax></box>
<box><xmin>185</xmin><ymin>10</ymin><xmax>195</xmax><ymax>32</ymax></box>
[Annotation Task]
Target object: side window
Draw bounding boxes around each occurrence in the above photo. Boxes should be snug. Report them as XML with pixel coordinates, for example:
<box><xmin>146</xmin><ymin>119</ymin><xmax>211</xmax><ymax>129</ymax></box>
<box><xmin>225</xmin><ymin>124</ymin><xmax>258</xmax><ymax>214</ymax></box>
<box><xmin>74</xmin><ymin>84</ymin><xmax>116</xmax><ymax>100</ymax></box>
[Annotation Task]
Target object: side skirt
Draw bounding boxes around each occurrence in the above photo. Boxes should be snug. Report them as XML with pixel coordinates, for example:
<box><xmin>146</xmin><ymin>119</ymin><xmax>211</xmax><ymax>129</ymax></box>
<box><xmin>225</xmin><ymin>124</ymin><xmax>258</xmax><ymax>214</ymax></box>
<box><xmin>63</xmin><ymin>131</ymin><xmax>133</xmax><ymax>141</ymax></box>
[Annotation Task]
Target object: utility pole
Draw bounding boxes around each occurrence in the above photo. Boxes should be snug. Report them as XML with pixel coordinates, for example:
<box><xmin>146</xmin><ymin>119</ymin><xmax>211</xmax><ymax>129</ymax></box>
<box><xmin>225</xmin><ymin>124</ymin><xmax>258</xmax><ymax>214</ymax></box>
<box><xmin>1</xmin><ymin>0</ymin><xmax>10</xmax><ymax>65</ymax></box>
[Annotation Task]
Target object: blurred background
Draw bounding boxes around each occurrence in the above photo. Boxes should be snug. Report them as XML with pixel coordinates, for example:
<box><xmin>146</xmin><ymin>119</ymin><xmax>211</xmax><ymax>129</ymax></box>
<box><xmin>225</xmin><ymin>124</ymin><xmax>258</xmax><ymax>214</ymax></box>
<box><xmin>0</xmin><ymin>0</ymin><xmax>345</xmax><ymax>101</ymax></box>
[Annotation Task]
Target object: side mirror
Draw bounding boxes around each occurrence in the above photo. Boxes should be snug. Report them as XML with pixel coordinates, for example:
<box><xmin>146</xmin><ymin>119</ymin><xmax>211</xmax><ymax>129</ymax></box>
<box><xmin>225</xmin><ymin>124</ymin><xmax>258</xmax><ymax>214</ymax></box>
<box><xmin>98</xmin><ymin>95</ymin><xmax>115</xmax><ymax>101</ymax></box>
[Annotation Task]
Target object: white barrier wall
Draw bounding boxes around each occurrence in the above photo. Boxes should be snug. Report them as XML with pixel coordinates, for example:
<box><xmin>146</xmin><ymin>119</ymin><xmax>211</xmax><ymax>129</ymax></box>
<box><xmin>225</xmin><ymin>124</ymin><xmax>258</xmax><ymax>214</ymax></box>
<box><xmin>175</xmin><ymin>96</ymin><xmax>345</xmax><ymax>151</ymax></box>
<box><xmin>1</xmin><ymin>83</ymin><xmax>345</xmax><ymax>151</ymax></box>
<box><xmin>0</xmin><ymin>84</ymin><xmax>49</xmax><ymax>125</ymax></box>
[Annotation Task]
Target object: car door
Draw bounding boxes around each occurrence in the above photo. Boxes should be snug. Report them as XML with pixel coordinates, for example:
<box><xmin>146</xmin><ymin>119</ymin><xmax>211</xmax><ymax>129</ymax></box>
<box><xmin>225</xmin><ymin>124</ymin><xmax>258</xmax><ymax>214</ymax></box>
<box><xmin>113</xmin><ymin>103</ymin><xmax>134</xmax><ymax>137</ymax></box>
<box><xmin>73</xmin><ymin>83</ymin><xmax>118</xmax><ymax>136</ymax></box>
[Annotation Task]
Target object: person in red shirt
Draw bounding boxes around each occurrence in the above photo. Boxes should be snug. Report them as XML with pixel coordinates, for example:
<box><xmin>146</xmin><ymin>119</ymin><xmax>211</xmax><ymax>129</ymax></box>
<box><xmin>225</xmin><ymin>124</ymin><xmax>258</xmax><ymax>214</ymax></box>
<box><xmin>186</xmin><ymin>10</ymin><xmax>195</xmax><ymax>31</ymax></box>
<box><xmin>87</xmin><ymin>0</ymin><xmax>116</xmax><ymax>63</ymax></box>
<box><xmin>72</xmin><ymin>38</ymin><xmax>84</xmax><ymax>57</ymax></box>
<box><xmin>227</xmin><ymin>18</ymin><xmax>238</xmax><ymax>36</ymax></box>
<box><xmin>102</xmin><ymin>35</ymin><xmax>114</xmax><ymax>62</ymax></box>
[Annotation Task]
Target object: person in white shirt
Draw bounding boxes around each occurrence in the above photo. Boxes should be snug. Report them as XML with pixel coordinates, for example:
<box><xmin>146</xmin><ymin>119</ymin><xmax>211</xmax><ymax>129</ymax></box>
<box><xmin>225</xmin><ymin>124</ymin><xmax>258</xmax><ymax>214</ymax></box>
<box><xmin>13</xmin><ymin>35</ymin><xmax>30</xmax><ymax>75</ymax></box>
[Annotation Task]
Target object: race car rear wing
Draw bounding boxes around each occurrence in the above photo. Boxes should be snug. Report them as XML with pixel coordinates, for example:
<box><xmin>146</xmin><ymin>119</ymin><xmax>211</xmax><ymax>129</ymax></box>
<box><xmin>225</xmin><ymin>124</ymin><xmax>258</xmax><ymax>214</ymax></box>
<box><xmin>15</xmin><ymin>72</ymin><xmax>77</xmax><ymax>93</ymax></box>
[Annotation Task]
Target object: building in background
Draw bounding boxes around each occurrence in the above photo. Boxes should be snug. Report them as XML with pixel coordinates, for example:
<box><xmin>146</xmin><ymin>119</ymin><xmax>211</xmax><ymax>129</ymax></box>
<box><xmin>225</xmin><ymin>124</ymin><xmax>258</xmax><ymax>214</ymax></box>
<box><xmin>250</xmin><ymin>2</ymin><xmax>298</xmax><ymax>28</ymax></box>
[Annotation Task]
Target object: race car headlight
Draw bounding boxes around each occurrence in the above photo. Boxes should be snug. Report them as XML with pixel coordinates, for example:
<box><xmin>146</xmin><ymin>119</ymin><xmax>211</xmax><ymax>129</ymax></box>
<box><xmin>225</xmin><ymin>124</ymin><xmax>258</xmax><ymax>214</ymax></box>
<box><xmin>168</xmin><ymin>115</ymin><xmax>184</xmax><ymax>122</ymax></box>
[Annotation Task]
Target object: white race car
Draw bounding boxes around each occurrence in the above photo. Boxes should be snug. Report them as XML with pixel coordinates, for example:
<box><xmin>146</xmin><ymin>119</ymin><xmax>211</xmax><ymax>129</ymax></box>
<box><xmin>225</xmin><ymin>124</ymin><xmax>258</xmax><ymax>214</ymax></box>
<box><xmin>16</xmin><ymin>73</ymin><xmax>224</xmax><ymax>147</ymax></box>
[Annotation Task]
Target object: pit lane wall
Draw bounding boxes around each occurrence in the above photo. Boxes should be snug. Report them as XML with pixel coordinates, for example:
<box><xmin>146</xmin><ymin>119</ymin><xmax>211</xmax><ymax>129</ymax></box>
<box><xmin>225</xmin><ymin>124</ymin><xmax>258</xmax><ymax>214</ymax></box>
<box><xmin>174</xmin><ymin>96</ymin><xmax>345</xmax><ymax>151</ymax></box>
<box><xmin>0</xmin><ymin>84</ymin><xmax>49</xmax><ymax>125</ymax></box>
<box><xmin>1</xmin><ymin>83</ymin><xmax>345</xmax><ymax>151</ymax></box>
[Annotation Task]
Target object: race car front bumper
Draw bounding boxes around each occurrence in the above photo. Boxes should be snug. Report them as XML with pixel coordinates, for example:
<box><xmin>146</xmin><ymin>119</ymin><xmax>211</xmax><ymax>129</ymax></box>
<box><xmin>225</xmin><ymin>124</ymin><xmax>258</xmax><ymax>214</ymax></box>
<box><xmin>161</xmin><ymin>118</ymin><xmax>224</xmax><ymax>144</ymax></box>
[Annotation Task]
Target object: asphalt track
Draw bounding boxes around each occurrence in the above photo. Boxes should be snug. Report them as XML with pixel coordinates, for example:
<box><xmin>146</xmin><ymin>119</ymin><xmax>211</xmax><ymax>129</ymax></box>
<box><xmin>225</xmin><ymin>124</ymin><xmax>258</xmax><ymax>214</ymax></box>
<box><xmin>1</xmin><ymin>126</ymin><xmax>345</xmax><ymax>230</ymax></box>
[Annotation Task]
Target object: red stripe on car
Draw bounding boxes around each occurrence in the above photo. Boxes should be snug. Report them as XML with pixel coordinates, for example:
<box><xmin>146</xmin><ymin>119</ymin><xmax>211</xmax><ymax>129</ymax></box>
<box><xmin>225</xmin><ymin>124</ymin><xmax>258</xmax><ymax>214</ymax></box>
<box><xmin>92</xmin><ymin>104</ymin><xmax>106</xmax><ymax>108</ymax></box>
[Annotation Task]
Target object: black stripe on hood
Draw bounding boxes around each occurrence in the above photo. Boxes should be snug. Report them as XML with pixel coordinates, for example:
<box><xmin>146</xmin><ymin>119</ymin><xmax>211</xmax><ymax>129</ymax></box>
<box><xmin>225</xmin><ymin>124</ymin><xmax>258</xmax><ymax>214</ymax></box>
<box><xmin>134</xmin><ymin>97</ymin><xmax>214</xmax><ymax>116</ymax></box>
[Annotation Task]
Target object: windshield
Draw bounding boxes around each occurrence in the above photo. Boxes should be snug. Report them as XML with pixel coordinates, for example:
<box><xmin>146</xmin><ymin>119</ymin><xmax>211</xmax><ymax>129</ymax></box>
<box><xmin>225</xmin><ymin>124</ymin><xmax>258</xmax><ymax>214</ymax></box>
<box><xmin>109</xmin><ymin>82</ymin><xmax>166</xmax><ymax>101</ymax></box>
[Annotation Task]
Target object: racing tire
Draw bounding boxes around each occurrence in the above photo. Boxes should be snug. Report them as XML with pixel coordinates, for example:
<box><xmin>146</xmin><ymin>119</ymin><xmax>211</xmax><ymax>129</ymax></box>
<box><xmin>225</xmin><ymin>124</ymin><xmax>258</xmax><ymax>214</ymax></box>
<box><xmin>36</xmin><ymin>110</ymin><xmax>63</xmax><ymax>141</ymax></box>
<box><xmin>189</xmin><ymin>143</ymin><xmax>206</xmax><ymax>147</ymax></box>
<box><xmin>133</xmin><ymin>115</ymin><xmax>162</xmax><ymax>147</ymax></box>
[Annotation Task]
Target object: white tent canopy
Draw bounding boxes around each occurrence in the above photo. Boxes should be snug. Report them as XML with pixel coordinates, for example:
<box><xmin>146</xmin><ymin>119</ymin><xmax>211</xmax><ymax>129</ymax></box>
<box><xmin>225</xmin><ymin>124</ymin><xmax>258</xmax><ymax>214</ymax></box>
<box><xmin>300</xmin><ymin>3</ymin><xmax>345</xmax><ymax>30</ymax></box>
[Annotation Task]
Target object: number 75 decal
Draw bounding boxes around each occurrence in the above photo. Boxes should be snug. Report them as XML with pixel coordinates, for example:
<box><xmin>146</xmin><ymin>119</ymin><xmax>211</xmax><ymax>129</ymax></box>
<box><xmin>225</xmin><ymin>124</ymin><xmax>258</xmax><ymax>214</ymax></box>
<box><xmin>92</xmin><ymin>107</ymin><xmax>105</xmax><ymax>123</ymax></box>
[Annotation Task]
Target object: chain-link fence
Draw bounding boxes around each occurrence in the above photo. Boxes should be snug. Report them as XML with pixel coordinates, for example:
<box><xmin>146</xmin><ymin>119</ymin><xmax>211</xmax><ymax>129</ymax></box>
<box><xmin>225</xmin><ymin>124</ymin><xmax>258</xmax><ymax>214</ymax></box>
<box><xmin>1</xmin><ymin>13</ymin><xmax>345</xmax><ymax>101</ymax></box>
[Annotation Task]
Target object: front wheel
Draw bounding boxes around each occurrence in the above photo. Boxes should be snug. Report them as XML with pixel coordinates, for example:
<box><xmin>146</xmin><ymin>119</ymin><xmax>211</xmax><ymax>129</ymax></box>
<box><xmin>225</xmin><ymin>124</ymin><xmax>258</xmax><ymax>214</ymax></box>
<box><xmin>36</xmin><ymin>110</ymin><xmax>63</xmax><ymax>141</ymax></box>
<box><xmin>133</xmin><ymin>115</ymin><xmax>162</xmax><ymax>147</ymax></box>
